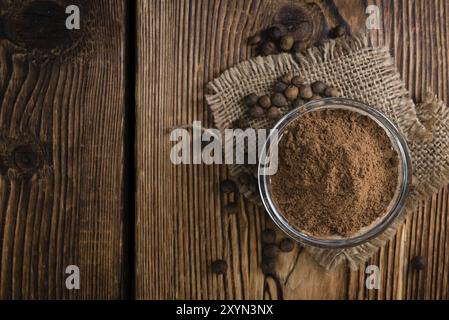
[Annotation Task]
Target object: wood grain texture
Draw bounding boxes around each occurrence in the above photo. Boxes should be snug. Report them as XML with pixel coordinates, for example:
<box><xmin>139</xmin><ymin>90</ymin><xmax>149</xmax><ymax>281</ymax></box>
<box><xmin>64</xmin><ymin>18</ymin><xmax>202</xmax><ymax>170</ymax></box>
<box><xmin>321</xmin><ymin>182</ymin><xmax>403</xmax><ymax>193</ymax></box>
<box><xmin>136</xmin><ymin>0</ymin><xmax>449</xmax><ymax>300</ymax></box>
<box><xmin>0</xmin><ymin>0</ymin><xmax>127</xmax><ymax>299</ymax></box>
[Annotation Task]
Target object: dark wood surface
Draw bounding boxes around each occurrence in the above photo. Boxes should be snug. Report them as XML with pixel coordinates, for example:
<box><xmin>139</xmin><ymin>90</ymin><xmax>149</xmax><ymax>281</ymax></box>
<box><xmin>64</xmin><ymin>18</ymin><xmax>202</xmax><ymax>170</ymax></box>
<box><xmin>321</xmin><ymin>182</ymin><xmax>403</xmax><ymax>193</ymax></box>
<box><xmin>0</xmin><ymin>0</ymin><xmax>127</xmax><ymax>299</ymax></box>
<box><xmin>136</xmin><ymin>0</ymin><xmax>449</xmax><ymax>300</ymax></box>
<box><xmin>0</xmin><ymin>0</ymin><xmax>448</xmax><ymax>300</ymax></box>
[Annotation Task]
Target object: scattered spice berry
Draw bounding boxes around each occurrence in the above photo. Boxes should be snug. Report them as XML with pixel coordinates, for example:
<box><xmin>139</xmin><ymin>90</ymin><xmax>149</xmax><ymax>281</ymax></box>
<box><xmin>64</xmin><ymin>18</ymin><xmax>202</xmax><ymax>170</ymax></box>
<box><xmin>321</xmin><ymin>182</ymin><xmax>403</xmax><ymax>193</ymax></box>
<box><xmin>284</xmin><ymin>86</ymin><xmax>299</xmax><ymax>101</ymax></box>
<box><xmin>279</xmin><ymin>238</ymin><xmax>295</xmax><ymax>252</ymax></box>
<box><xmin>263</xmin><ymin>244</ymin><xmax>279</xmax><ymax>259</ymax></box>
<box><xmin>211</xmin><ymin>260</ymin><xmax>227</xmax><ymax>274</ymax></box>
<box><xmin>240</xmin><ymin>77</ymin><xmax>338</xmax><ymax>122</ymax></box>
<box><xmin>292</xmin><ymin>40</ymin><xmax>307</xmax><ymax>53</ymax></box>
<box><xmin>291</xmin><ymin>76</ymin><xmax>305</xmax><ymax>87</ymax></box>
<box><xmin>244</xmin><ymin>93</ymin><xmax>259</xmax><ymax>106</ymax></box>
<box><xmin>261</xmin><ymin>228</ymin><xmax>276</xmax><ymax>244</ymax></box>
<box><xmin>331</xmin><ymin>25</ymin><xmax>347</xmax><ymax>38</ymax></box>
<box><xmin>258</xmin><ymin>95</ymin><xmax>272</xmax><ymax>109</ymax></box>
<box><xmin>280</xmin><ymin>73</ymin><xmax>293</xmax><ymax>84</ymax></box>
<box><xmin>267</xmin><ymin>26</ymin><xmax>284</xmax><ymax>41</ymax></box>
<box><xmin>273</xmin><ymin>81</ymin><xmax>288</xmax><ymax>93</ymax></box>
<box><xmin>248</xmin><ymin>34</ymin><xmax>262</xmax><ymax>45</ymax></box>
<box><xmin>272</xmin><ymin>93</ymin><xmax>288</xmax><ymax>107</ymax></box>
<box><xmin>300</xmin><ymin>85</ymin><xmax>313</xmax><ymax>99</ymax></box>
<box><xmin>311</xmin><ymin>81</ymin><xmax>327</xmax><ymax>95</ymax></box>
<box><xmin>292</xmin><ymin>98</ymin><xmax>305</xmax><ymax>109</ymax></box>
<box><xmin>225</xmin><ymin>202</ymin><xmax>239</xmax><ymax>214</ymax></box>
<box><xmin>324</xmin><ymin>87</ymin><xmax>341</xmax><ymax>97</ymax></box>
<box><xmin>249</xmin><ymin>106</ymin><xmax>265</xmax><ymax>118</ymax></box>
<box><xmin>249</xmin><ymin>21</ymin><xmax>346</xmax><ymax>58</ymax></box>
<box><xmin>233</xmin><ymin>118</ymin><xmax>249</xmax><ymax>129</ymax></box>
<box><xmin>220</xmin><ymin>180</ymin><xmax>237</xmax><ymax>194</ymax></box>
<box><xmin>261</xmin><ymin>258</ymin><xmax>276</xmax><ymax>275</ymax></box>
<box><xmin>260</xmin><ymin>41</ymin><xmax>277</xmax><ymax>56</ymax></box>
<box><xmin>279</xmin><ymin>35</ymin><xmax>294</xmax><ymax>51</ymax></box>
<box><xmin>267</xmin><ymin>107</ymin><xmax>282</xmax><ymax>120</ymax></box>
<box><xmin>411</xmin><ymin>256</ymin><xmax>426</xmax><ymax>271</ymax></box>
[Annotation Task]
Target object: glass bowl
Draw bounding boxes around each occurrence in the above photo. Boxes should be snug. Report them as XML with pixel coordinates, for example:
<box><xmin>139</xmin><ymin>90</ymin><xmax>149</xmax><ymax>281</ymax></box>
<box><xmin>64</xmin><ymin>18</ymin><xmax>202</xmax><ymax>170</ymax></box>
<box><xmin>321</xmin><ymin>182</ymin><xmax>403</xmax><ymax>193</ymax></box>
<box><xmin>258</xmin><ymin>98</ymin><xmax>412</xmax><ymax>249</ymax></box>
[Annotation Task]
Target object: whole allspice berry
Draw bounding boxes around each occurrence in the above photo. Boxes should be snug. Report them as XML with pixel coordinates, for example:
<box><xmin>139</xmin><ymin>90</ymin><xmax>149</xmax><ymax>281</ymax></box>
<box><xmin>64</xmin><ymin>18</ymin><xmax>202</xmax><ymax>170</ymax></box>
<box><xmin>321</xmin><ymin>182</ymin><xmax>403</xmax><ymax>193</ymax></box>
<box><xmin>279</xmin><ymin>35</ymin><xmax>294</xmax><ymax>51</ymax></box>
<box><xmin>284</xmin><ymin>86</ymin><xmax>299</xmax><ymax>101</ymax></box>
<box><xmin>249</xmin><ymin>106</ymin><xmax>265</xmax><ymax>118</ymax></box>
<box><xmin>261</xmin><ymin>259</ymin><xmax>276</xmax><ymax>275</ymax></box>
<box><xmin>292</xmin><ymin>98</ymin><xmax>305</xmax><ymax>109</ymax></box>
<box><xmin>291</xmin><ymin>76</ymin><xmax>305</xmax><ymax>87</ymax></box>
<box><xmin>211</xmin><ymin>259</ymin><xmax>227</xmax><ymax>274</ymax></box>
<box><xmin>262</xmin><ymin>228</ymin><xmax>276</xmax><ymax>244</ymax></box>
<box><xmin>258</xmin><ymin>95</ymin><xmax>272</xmax><ymax>109</ymax></box>
<box><xmin>248</xmin><ymin>34</ymin><xmax>262</xmax><ymax>45</ymax></box>
<box><xmin>234</xmin><ymin>118</ymin><xmax>249</xmax><ymax>129</ymax></box>
<box><xmin>311</xmin><ymin>81</ymin><xmax>327</xmax><ymax>95</ymax></box>
<box><xmin>263</xmin><ymin>244</ymin><xmax>279</xmax><ymax>259</ymax></box>
<box><xmin>324</xmin><ymin>87</ymin><xmax>341</xmax><ymax>97</ymax></box>
<box><xmin>267</xmin><ymin>26</ymin><xmax>284</xmax><ymax>41</ymax></box>
<box><xmin>411</xmin><ymin>255</ymin><xmax>426</xmax><ymax>271</ymax></box>
<box><xmin>332</xmin><ymin>25</ymin><xmax>347</xmax><ymax>38</ymax></box>
<box><xmin>244</xmin><ymin>93</ymin><xmax>259</xmax><ymax>106</ymax></box>
<box><xmin>292</xmin><ymin>41</ymin><xmax>307</xmax><ymax>53</ymax></box>
<box><xmin>280</xmin><ymin>72</ymin><xmax>293</xmax><ymax>84</ymax></box>
<box><xmin>260</xmin><ymin>41</ymin><xmax>277</xmax><ymax>55</ymax></box>
<box><xmin>220</xmin><ymin>180</ymin><xmax>237</xmax><ymax>194</ymax></box>
<box><xmin>273</xmin><ymin>81</ymin><xmax>288</xmax><ymax>93</ymax></box>
<box><xmin>300</xmin><ymin>85</ymin><xmax>313</xmax><ymax>99</ymax></box>
<box><xmin>272</xmin><ymin>93</ymin><xmax>288</xmax><ymax>107</ymax></box>
<box><xmin>267</xmin><ymin>107</ymin><xmax>282</xmax><ymax>120</ymax></box>
<box><xmin>279</xmin><ymin>238</ymin><xmax>295</xmax><ymax>252</ymax></box>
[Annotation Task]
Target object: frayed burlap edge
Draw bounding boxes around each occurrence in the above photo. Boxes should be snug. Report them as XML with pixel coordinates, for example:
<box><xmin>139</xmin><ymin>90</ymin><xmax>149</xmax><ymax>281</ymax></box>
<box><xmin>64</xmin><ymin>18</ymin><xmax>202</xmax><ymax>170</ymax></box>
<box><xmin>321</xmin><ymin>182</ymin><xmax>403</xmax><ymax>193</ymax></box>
<box><xmin>412</xmin><ymin>91</ymin><xmax>449</xmax><ymax>199</ymax></box>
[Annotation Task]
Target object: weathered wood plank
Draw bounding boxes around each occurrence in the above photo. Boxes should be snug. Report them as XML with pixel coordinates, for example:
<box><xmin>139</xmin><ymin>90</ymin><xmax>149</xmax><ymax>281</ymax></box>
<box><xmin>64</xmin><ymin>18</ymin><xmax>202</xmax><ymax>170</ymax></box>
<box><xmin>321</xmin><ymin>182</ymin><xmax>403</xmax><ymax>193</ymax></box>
<box><xmin>0</xmin><ymin>0</ymin><xmax>127</xmax><ymax>299</ymax></box>
<box><xmin>136</xmin><ymin>0</ymin><xmax>267</xmax><ymax>300</ymax></box>
<box><xmin>138</xmin><ymin>0</ymin><xmax>449</xmax><ymax>300</ymax></box>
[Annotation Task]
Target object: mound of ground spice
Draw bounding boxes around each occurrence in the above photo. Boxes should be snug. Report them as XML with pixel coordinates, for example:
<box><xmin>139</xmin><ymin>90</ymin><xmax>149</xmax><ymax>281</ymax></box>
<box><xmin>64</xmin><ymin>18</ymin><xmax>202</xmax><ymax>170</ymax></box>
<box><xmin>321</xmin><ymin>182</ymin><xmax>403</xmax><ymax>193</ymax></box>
<box><xmin>270</xmin><ymin>108</ymin><xmax>399</xmax><ymax>237</ymax></box>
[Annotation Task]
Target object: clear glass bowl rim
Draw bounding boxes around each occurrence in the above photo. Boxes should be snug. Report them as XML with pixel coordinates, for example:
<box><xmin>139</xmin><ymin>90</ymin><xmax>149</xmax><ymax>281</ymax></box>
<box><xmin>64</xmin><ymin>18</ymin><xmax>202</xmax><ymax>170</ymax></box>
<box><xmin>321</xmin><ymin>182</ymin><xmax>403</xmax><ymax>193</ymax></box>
<box><xmin>258</xmin><ymin>97</ymin><xmax>412</xmax><ymax>249</ymax></box>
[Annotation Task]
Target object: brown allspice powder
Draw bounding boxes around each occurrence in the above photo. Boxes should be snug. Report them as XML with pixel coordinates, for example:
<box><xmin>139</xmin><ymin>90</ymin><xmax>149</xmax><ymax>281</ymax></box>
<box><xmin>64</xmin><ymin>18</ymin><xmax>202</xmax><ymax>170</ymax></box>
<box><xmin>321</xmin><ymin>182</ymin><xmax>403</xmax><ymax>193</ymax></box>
<box><xmin>271</xmin><ymin>108</ymin><xmax>399</xmax><ymax>238</ymax></box>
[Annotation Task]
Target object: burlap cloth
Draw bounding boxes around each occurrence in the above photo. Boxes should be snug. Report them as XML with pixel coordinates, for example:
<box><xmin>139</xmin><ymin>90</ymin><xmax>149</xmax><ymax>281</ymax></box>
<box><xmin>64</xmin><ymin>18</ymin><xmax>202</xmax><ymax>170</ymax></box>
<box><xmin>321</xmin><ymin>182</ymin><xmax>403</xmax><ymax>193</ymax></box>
<box><xmin>205</xmin><ymin>35</ymin><xmax>449</xmax><ymax>270</ymax></box>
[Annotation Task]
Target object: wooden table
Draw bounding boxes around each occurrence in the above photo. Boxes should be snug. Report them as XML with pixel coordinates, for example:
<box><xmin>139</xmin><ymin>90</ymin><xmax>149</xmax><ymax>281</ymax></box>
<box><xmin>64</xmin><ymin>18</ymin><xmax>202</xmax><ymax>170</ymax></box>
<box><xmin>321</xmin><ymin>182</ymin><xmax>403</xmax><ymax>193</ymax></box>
<box><xmin>0</xmin><ymin>0</ymin><xmax>448</xmax><ymax>300</ymax></box>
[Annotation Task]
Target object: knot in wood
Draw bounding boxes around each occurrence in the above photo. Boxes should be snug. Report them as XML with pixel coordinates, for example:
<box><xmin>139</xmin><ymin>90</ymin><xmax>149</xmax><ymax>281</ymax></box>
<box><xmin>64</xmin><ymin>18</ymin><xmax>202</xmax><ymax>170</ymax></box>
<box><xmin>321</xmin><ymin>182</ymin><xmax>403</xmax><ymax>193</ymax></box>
<box><xmin>0</xmin><ymin>136</ymin><xmax>50</xmax><ymax>179</ymax></box>
<box><xmin>3</xmin><ymin>0</ymin><xmax>74</xmax><ymax>50</ymax></box>
<box><xmin>13</xmin><ymin>145</ymin><xmax>41</xmax><ymax>171</ymax></box>
<box><xmin>273</xmin><ymin>3</ymin><xmax>327</xmax><ymax>48</ymax></box>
